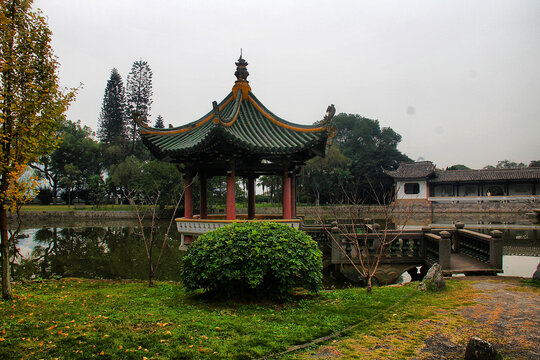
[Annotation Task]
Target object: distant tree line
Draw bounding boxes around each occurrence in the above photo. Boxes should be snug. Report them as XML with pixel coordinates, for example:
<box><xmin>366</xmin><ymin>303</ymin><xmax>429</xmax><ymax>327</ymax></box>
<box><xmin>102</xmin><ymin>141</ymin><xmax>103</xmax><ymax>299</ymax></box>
<box><xmin>32</xmin><ymin>62</ymin><xmax>539</xmax><ymax>208</ymax></box>
<box><xmin>260</xmin><ymin>113</ymin><xmax>412</xmax><ymax>205</ymax></box>
<box><xmin>446</xmin><ymin>160</ymin><xmax>540</xmax><ymax>171</ymax></box>
<box><xmin>32</xmin><ymin>110</ymin><xmax>412</xmax><ymax>207</ymax></box>
<box><xmin>32</xmin><ymin>61</ymin><xmax>172</xmax><ymax>206</ymax></box>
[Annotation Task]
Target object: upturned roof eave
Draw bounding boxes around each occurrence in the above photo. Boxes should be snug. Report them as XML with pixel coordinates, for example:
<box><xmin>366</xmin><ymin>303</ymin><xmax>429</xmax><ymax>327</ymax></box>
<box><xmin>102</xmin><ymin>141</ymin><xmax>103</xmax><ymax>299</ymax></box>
<box><xmin>138</xmin><ymin>92</ymin><xmax>235</xmax><ymax>136</ymax></box>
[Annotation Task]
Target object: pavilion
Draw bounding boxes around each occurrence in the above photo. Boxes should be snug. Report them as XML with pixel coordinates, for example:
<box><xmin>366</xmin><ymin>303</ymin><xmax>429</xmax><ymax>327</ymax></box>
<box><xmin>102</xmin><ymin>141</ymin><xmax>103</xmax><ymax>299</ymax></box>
<box><xmin>139</xmin><ymin>56</ymin><xmax>335</xmax><ymax>248</ymax></box>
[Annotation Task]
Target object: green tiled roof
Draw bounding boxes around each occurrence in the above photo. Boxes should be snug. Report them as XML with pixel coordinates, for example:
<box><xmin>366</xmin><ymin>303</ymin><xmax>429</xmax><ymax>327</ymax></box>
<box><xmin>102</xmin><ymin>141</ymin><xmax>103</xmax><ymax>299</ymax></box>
<box><xmin>140</xmin><ymin>89</ymin><xmax>334</xmax><ymax>163</ymax></box>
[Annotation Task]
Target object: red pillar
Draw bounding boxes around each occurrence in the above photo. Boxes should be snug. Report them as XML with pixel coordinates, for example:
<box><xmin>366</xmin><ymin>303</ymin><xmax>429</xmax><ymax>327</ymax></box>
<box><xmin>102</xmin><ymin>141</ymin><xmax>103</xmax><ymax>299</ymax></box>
<box><xmin>184</xmin><ymin>170</ymin><xmax>193</xmax><ymax>245</ymax></box>
<box><xmin>200</xmin><ymin>173</ymin><xmax>208</xmax><ymax>219</ymax></box>
<box><xmin>184</xmin><ymin>171</ymin><xmax>193</xmax><ymax>219</ymax></box>
<box><xmin>282</xmin><ymin>169</ymin><xmax>292</xmax><ymax>220</ymax></box>
<box><xmin>247</xmin><ymin>176</ymin><xmax>256</xmax><ymax>220</ymax></box>
<box><xmin>291</xmin><ymin>173</ymin><xmax>296</xmax><ymax>218</ymax></box>
<box><xmin>226</xmin><ymin>162</ymin><xmax>236</xmax><ymax>220</ymax></box>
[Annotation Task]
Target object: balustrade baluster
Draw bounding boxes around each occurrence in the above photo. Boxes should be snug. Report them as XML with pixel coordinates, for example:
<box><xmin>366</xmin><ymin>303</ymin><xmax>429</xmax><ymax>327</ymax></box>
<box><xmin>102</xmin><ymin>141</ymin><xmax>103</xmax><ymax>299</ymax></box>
<box><xmin>390</xmin><ymin>238</ymin><xmax>400</xmax><ymax>256</ymax></box>
<box><xmin>367</xmin><ymin>238</ymin><xmax>375</xmax><ymax>254</ymax></box>
<box><xmin>402</xmin><ymin>238</ymin><xmax>410</xmax><ymax>256</ymax></box>
<box><xmin>344</xmin><ymin>239</ymin><xmax>352</xmax><ymax>258</ymax></box>
<box><xmin>412</xmin><ymin>238</ymin><xmax>420</xmax><ymax>256</ymax></box>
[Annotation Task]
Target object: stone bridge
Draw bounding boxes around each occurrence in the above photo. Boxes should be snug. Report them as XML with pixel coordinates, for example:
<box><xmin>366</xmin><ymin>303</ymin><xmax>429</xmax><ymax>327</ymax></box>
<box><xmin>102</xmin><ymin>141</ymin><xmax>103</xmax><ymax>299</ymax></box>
<box><xmin>302</xmin><ymin>222</ymin><xmax>503</xmax><ymax>284</ymax></box>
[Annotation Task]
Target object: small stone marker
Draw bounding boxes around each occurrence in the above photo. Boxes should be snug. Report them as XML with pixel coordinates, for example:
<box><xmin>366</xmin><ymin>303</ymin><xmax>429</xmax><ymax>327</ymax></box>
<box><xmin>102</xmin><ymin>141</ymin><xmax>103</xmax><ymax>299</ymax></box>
<box><xmin>464</xmin><ymin>336</ymin><xmax>501</xmax><ymax>360</ymax></box>
<box><xmin>420</xmin><ymin>263</ymin><xmax>446</xmax><ymax>291</ymax></box>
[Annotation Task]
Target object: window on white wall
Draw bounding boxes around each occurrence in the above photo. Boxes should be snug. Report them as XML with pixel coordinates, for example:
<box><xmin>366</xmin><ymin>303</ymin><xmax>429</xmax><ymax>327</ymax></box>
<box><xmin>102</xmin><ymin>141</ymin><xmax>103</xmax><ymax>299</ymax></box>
<box><xmin>404</xmin><ymin>183</ymin><xmax>420</xmax><ymax>194</ymax></box>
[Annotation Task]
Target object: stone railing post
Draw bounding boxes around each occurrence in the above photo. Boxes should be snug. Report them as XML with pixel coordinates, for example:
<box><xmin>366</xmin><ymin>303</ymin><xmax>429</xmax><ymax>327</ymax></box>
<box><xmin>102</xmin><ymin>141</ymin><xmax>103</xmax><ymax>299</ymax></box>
<box><xmin>372</xmin><ymin>223</ymin><xmax>381</xmax><ymax>249</ymax></box>
<box><xmin>330</xmin><ymin>221</ymin><xmax>342</xmax><ymax>263</ymax></box>
<box><xmin>421</xmin><ymin>226</ymin><xmax>431</xmax><ymax>258</ymax></box>
<box><xmin>453</xmin><ymin>222</ymin><xmax>465</xmax><ymax>253</ymax></box>
<box><xmin>489</xmin><ymin>230</ymin><xmax>503</xmax><ymax>270</ymax></box>
<box><xmin>438</xmin><ymin>231</ymin><xmax>452</xmax><ymax>270</ymax></box>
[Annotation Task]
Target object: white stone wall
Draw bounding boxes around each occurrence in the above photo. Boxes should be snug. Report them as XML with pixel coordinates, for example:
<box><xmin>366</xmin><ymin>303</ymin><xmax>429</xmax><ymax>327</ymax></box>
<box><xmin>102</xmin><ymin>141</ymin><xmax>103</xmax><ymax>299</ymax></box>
<box><xmin>396</xmin><ymin>180</ymin><xmax>428</xmax><ymax>200</ymax></box>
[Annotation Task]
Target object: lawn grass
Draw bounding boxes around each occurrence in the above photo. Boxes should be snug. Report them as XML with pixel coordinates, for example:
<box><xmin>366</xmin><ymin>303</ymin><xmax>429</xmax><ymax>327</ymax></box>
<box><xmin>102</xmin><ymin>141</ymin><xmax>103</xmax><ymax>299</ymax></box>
<box><xmin>0</xmin><ymin>279</ymin><xmax>425</xmax><ymax>359</ymax></box>
<box><xmin>286</xmin><ymin>280</ymin><xmax>480</xmax><ymax>360</ymax></box>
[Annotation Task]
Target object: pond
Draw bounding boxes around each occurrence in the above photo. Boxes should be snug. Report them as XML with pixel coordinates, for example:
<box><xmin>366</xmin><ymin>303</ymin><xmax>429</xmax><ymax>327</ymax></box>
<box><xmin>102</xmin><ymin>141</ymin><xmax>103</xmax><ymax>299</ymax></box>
<box><xmin>9</xmin><ymin>212</ymin><xmax>540</xmax><ymax>283</ymax></box>
<box><xmin>13</xmin><ymin>222</ymin><xmax>183</xmax><ymax>282</ymax></box>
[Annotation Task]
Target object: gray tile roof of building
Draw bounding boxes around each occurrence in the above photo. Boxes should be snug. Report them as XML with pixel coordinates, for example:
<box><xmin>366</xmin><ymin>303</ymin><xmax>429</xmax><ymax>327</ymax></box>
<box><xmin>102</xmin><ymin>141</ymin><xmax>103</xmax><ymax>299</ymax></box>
<box><xmin>430</xmin><ymin>167</ymin><xmax>540</xmax><ymax>183</ymax></box>
<box><xmin>385</xmin><ymin>161</ymin><xmax>540</xmax><ymax>183</ymax></box>
<box><xmin>384</xmin><ymin>161</ymin><xmax>436</xmax><ymax>179</ymax></box>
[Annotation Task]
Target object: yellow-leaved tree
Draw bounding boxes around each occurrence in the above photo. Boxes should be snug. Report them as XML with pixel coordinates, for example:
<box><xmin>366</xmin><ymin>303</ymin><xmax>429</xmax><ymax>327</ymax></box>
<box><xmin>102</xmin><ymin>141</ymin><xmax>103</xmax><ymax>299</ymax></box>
<box><xmin>0</xmin><ymin>0</ymin><xmax>76</xmax><ymax>299</ymax></box>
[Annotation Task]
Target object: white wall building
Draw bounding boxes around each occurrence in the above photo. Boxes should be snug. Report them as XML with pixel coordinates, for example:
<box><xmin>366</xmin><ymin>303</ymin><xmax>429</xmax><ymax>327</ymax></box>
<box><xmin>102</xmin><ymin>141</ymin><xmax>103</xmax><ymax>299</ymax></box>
<box><xmin>386</xmin><ymin>161</ymin><xmax>540</xmax><ymax>204</ymax></box>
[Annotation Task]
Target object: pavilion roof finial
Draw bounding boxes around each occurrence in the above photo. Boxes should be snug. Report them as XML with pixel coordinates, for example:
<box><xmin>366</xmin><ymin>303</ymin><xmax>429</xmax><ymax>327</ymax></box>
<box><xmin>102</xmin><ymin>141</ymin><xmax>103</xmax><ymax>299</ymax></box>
<box><xmin>234</xmin><ymin>51</ymin><xmax>249</xmax><ymax>81</ymax></box>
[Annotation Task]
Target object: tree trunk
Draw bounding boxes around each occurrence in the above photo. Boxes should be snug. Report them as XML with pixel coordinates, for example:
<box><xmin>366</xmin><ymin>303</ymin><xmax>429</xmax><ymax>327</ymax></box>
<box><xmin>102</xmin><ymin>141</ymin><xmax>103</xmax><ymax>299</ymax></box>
<box><xmin>148</xmin><ymin>265</ymin><xmax>154</xmax><ymax>287</ymax></box>
<box><xmin>366</xmin><ymin>276</ymin><xmax>372</xmax><ymax>294</ymax></box>
<box><xmin>52</xmin><ymin>180</ymin><xmax>58</xmax><ymax>204</ymax></box>
<box><xmin>148</xmin><ymin>246</ymin><xmax>154</xmax><ymax>287</ymax></box>
<box><xmin>0</xmin><ymin>207</ymin><xmax>12</xmax><ymax>300</ymax></box>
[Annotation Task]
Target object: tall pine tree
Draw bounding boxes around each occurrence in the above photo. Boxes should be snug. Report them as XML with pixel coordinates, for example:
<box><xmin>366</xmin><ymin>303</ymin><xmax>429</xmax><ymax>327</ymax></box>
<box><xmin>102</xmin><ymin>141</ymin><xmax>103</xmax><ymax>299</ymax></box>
<box><xmin>154</xmin><ymin>115</ymin><xmax>164</xmax><ymax>128</ymax></box>
<box><xmin>126</xmin><ymin>60</ymin><xmax>153</xmax><ymax>154</ymax></box>
<box><xmin>97</xmin><ymin>68</ymin><xmax>127</xmax><ymax>145</ymax></box>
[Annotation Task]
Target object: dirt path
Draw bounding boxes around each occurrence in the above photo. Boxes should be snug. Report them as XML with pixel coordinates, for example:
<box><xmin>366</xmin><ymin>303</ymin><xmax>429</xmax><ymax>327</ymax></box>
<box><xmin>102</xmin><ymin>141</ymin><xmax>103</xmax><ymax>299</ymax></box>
<box><xmin>290</xmin><ymin>277</ymin><xmax>540</xmax><ymax>360</ymax></box>
<box><xmin>416</xmin><ymin>277</ymin><xmax>540</xmax><ymax>360</ymax></box>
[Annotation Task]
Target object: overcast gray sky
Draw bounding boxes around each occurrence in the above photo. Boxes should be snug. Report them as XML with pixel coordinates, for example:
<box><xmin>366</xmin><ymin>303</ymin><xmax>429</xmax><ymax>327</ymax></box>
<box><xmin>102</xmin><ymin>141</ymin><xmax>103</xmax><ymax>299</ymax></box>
<box><xmin>33</xmin><ymin>0</ymin><xmax>540</xmax><ymax>169</ymax></box>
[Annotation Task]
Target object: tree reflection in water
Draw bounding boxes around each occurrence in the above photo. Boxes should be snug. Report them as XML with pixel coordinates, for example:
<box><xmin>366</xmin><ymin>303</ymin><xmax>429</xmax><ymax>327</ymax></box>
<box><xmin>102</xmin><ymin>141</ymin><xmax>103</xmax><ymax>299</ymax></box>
<box><xmin>14</xmin><ymin>226</ymin><xmax>182</xmax><ymax>281</ymax></box>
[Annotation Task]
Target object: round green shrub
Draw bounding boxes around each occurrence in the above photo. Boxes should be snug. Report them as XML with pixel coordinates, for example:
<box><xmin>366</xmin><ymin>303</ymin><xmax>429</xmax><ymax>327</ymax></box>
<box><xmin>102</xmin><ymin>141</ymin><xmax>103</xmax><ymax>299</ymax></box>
<box><xmin>180</xmin><ymin>222</ymin><xmax>322</xmax><ymax>301</ymax></box>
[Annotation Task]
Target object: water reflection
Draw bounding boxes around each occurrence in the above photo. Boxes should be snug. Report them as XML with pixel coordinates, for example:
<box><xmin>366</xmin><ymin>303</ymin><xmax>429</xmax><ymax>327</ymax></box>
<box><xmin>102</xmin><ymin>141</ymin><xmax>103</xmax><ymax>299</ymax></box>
<box><xmin>11</xmin><ymin>212</ymin><xmax>540</xmax><ymax>281</ymax></box>
<box><xmin>14</xmin><ymin>225</ymin><xmax>183</xmax><ymax>281</ymax></box>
